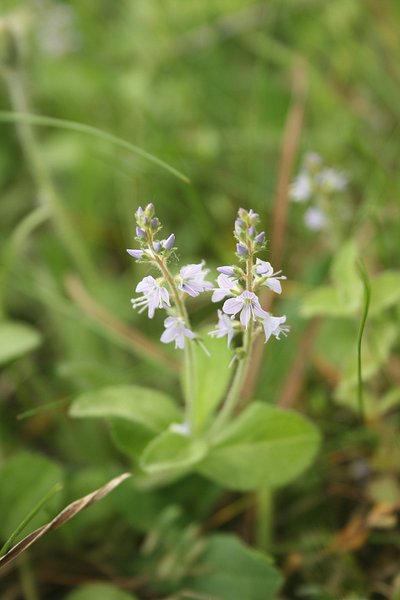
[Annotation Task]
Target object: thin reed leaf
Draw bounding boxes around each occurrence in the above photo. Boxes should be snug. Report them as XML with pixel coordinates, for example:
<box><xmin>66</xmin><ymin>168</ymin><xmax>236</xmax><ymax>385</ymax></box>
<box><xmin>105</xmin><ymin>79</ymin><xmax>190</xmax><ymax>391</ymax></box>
<box><xmin>0</xmin><ymin>112</ymin><xmax>190</xmax><ymax>183</ymax></box>
<box><xmin>0</xmin><ymin>482</ymin><xmax>63</xmax><ymax>557</ymax></box>
<box><xmin>356</xmin><ymin>261</ymin><xmax>371</xmax><ymax>420</ymax></box>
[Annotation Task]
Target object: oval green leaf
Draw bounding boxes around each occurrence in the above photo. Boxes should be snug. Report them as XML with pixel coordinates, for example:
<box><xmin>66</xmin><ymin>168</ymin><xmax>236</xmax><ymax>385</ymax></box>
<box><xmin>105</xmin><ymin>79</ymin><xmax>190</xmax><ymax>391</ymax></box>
<box><xmin>198</xmin><ymin>403</ymin><xmax>320</xmax><ymax>490</ymax></box>
<box><xmin>0</xmin><ymin>321</ymin><xmax>42</xmax><ymax>365</ymax></box>
<box><xmin>69</xmin><ymin>385</ymin><xmax>181</xmax><ymax>433</ymax></box>
<box><xmin>185</xmin><ymin>533</ymin><xmax>282</xmax><ymax>600</ymax></box>
<box><xmin>140</xmin><ymin>430</ymin><xmax>208</xmax><ymax>475</ymax></box>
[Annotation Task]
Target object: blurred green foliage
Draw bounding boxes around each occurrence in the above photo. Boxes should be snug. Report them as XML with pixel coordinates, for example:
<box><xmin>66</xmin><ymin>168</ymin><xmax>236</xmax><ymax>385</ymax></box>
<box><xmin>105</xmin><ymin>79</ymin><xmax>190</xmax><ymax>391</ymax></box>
<box><xmin>1</xmin><ymin>0</ymin><xmax>400</xmax><ymax>598</ymax></box>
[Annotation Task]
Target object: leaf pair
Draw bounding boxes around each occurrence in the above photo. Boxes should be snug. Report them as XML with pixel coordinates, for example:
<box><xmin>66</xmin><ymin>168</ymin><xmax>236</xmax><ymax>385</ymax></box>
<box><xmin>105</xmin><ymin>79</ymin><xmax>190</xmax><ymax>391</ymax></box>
<box><xmin>70</xmin><ymin>385</ymin><xmax>320</xmax><ymax>491</ymax></box>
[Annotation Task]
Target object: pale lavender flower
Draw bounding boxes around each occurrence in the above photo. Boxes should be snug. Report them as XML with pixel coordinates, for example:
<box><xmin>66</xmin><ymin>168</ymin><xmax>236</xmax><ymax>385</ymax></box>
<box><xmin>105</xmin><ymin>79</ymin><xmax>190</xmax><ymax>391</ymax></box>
<box><xmin>170</xmin><ymin>422</ymin><xmax>191</xmax><ymax>436</ymax></box>
<box><xmin>304</xmin><ymin>207</ymin><xmax>326</xmax><ymax>231</ymax></box>
<box><xmin>262</xmin><ymin>314</ymin><xmax>290</xmax><ymax>343</ymax></box>
<box><xmin>127</xmin><ymin>248</ymin><xmax>143</xmax><ymax>260</ymax></box>
<box><xmin>160</xmin><ymin>316</ymin><xmax>195</xmax><ymax>349</ymax></box>
<box><xmin>255</xmin><ymin>259</ymin><xmax>286</xmax><ymax>294</ymax></box>
<box><xmin>217</xmin><ymin>266</ymin><xmax>235</xmax><ymax>276</ymax></box>
<box><xmin>136</xmin><ymin>226</ymin><xmax>146</xmax><ymax>238</ymax></box>
<box><xmin>209</xmin><ymin>310</ymin><xmax>238</xmax><ymax>347</ymax></box>
<box><xmin>131</xmin><ymin>276</ymin><xmax>170</xmax><ymax>318</ymax></box>
<box><xmin>223</xmin><ymin>291</ymin><xmax>268</xmax><ymax>328</ymax></box>
<box><xmin>211</xmin><ymin>274</ymin><xmax>240</xmax><ymax>303</ymax></box>
<box><xmin>316</xmin><ymin>168</ymin><xmax>348</xmax><ymax>192</ymax></box>
<box><xmin>290</xmin><ymin>172</ymin><xmax>312</xmax><ymax>202</ymax></box>
<box><xmin>304</xmin><ymin>151</ymin><xmax>322</xmax><ymax>170</ymax></box>
<box><xmin>178</xmin><ymin>261</ymin><xmax>213</xmax><ymax>297</ymax></box>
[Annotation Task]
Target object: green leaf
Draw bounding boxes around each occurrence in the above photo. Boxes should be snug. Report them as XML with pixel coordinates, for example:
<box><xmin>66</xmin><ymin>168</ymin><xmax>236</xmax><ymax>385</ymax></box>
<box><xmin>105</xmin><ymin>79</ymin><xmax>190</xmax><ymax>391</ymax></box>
<box><xmin>301</xmin><ymin>286</ymin><xmax>357</xmax><ymax>317</ymax></box>
<box><xmin>110</xmin><ymin>420</ymin><xmax>154</xmax><ymax>460</ymax></box>
<box><xmin>65</xmin><ymin>583</ymin><xmax>138</xmax><ymax>600</ymax></box>
<box><xmin>369</xmin><ymin>272</ymin><xmax>400</xmax><ymax>316</ymax></box>
<box><xmin>0</xmin><ymin>453</ymin><xmax>63</xmax><ymax>541</ymax></box>
<box><xmin>0</xmin><ymin>111</ymin><xmax>190</xmax><ymax>183</ymax></box>
<box><xmin>185</xmin><ymin>533</ymin><xmax>282</xmax><ymax>600</ymax></box>
<box><xmin>69</xmin><ymin>385</ymin><xmax>181</xmax><ymax>433</ymax></box>
<box><xmin>191</xmin><ymin>333</ymin><xmax>233</xmax><ymax>429</ymax></box>
<box><xmin>198</xmin><ymin>403</ymin><xmax>320</xmax><ymax>490</ymax></box>
<box><xmin>301</xmin><ymin>242</ymin><xmax>363</xmax><ymax>318</ymax></box>
<box><xmin>336</xmin><ymin>320</ymin><xmax>396</xmax><ymax>394</ymax></box>
<box><xmin>140</xmin><ymin>430</ymin><xmax>208</xmax><ymax>475</ymax></box>
<box><xmin>331</xmin><ymin>240</ymin><xmax>361</xmax><ymax>304</ymax></box>
<box><xmin>0</xmin><ymin>321</ymin><xmax>42</xmax><ymax>365</ymax></box>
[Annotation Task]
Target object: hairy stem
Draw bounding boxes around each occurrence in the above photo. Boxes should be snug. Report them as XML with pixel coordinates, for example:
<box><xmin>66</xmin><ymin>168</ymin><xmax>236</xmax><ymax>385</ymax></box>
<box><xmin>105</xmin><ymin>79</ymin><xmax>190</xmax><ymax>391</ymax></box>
<box><xmin>154</xmin><ymin>256</ymin><xmax>197</xmax><ymax>433</ymax></box>
<box><xmin>210</xmin><ymin>252</ymin><xmax>255</xmax><ymax>435</ymax></box>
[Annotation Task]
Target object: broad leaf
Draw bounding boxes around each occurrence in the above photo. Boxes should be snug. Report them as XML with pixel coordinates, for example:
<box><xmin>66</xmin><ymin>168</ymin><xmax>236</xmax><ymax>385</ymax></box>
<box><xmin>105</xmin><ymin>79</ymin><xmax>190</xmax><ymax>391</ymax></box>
<box><xmin>331</xmin><ymin>240</ymin><xmax>362</xmax><ymax>307</ymax></box>
<box><xmin>110</xmin><ymin>420</ymin><xmax>154</xmax><ymax>460</ymax></box>
<box><xmin>191</xmin><ymin>333</ymin><xmax>233</xmax><ymax>429</ymax></box>
<box><xmin>369</xmin><ymin>272</ymin><xmax>400</xmax><ymax>316</ymax></box>
<box><xmin>185</xmin><ymin>533</ymin><xmax>282</xmax><ymax>600</ymax></box>
<box><xmin>65</xmin><ymin>583</ymin><xmax>137</xmax><ymax>599</ymax></box>
<box><xmin>301</xmin><ymin>286</ymin><xmax>358</xmax><ymax>318</ymax></box>
<box><xmin>0</xmin><ymin>321</ymin><xmax>42</xmax><ymax>365</ymax></box>
<box><xmin>198</xmin><ymin>403</ymin><xmax>320</xmax><ymax>490</ymax></box>
<box><xmin>140</xmin><ymin>430</ymin><xmax>208</xmax><ymax>474</ymax></box>
<box><xmin>69</xmin><ymin>385</ymin><xmax>181</xmax><ymax>433</ymax></box>
<box><xmin>0</xmin><ymin>453</ymin><xmax>62</xmax><ymax>541</ymax></box>
<box><xmin>336</xmin><ymin>320</ymin><xmax>396</xmax><ymax>394</ymax></box>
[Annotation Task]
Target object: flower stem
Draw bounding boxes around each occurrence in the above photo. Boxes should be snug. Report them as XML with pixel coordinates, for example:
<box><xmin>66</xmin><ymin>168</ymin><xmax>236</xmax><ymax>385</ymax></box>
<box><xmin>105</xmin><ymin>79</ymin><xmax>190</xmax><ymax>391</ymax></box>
<box><xmin>154</xmin><ymin>256</ymin><xmax>197</xmax><ymax>433</ymax></box>
<box><xmin>210</xmin><ymin>251</ymin><xmax>255</xmax><ymax>435</ymax></box>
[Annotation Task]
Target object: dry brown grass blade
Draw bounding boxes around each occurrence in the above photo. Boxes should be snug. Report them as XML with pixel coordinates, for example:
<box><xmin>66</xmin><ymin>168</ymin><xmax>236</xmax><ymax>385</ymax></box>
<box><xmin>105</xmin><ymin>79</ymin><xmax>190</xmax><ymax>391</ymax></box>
<box><xmin>65</xmin><ymin>274</ymin><xmax>180</xmax><ymax>373</ymax></box>
<box><xmin>277</xmin><ymin>317</ymin><xmax>321</xmax><ymax>408</ymax></box>
<box><xmin>242</xmin><ymin>58</ymin><xmax>308</xmax><ymax>402</ymax></box>
<box><xmin>0</xmin><ymin>472</ymin><xmax>131</xmax><ymax>570</ymax></box>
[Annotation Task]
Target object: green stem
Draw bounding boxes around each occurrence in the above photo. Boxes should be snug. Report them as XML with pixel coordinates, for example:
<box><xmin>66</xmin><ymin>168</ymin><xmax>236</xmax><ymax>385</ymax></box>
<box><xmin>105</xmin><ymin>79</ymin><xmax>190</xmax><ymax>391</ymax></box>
<box><xmin>0</xmin><ymin>205</ymin><xmax>49</xmax><ymax>317</ymax></box>
<box><xmin>356</xmin><ymin>261</ymin><xmax>371</xmax><ymax>421</ymax></box>
<box><xmin>255</xmin><ymin>487</ymin><xmax>273</xmax><ymax>552</ymax></box>
<box><xmin>19</xmin><ymin>554</ymin><xmax>40</xmax><ymax>600</ymax></box>
<box><xmin>210</xmin><ymin>324</ymin><xmax>252</xmax><ymax>435</ymax></box>
<box><xmin>210</xmin><ymin>252</ymin><xmax>255</xmax><ymax>435</ymax></box>
<box><xmin>154</xmin><ymin>256</ymin><xmax>197</xmax><ymax>432</ymax></box>
<box><xmin>4</xmin><ymin>70</ymin><xmax>97</xmax><ymax>282</ymax></box>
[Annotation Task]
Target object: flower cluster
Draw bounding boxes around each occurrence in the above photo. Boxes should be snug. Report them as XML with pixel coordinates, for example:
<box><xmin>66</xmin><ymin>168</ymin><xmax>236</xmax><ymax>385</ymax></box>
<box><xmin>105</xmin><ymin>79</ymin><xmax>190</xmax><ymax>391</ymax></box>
<box><xmin>127</xmin><ymin>204</ymin><xmax>211</xmax><ymax>350</ymax></box>
<box><xmin>290</xmin><ymin>152</ymin><xmax>348</xmax><ymax>231</ymax></box>
<box><xmin>127</xmin><ymin>205</ymin><xmax>289</xmax><ymax>355</ymax></box>
<box><xmin>209</xmin><ymin>208</ymin><xmax>288</xmax><ymax>350</ymax></box>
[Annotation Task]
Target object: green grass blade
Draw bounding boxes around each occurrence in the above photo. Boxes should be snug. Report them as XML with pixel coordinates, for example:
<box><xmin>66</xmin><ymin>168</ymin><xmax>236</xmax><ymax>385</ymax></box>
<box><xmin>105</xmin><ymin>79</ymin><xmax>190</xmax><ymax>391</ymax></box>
<box><xmin>0</xmin><ymin>483</ymin><xmax>63</xmax><ymax>557</ymax></box>
<box><xmin>0</xmin><ymin>111</ymin><xmax>190</xmax><ymax>183</ymax></box>
<box><xmin>356</xmin><ymin>261</ymin><xmax>371</xmax><ymax>420</ymax></box>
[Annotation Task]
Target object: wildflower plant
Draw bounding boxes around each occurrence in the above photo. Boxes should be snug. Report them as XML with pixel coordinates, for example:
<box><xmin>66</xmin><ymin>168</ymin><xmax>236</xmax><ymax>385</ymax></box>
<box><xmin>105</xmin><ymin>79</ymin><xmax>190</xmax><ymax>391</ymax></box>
<box><xmin>70</xmin><ymin>204</ymin><xmax>320</xmax><ymax>491</ymax></box>
<box><xmin>290</xmin><ymin>152</ymin><xmax>349</xmax><ymax>240</ymax></box>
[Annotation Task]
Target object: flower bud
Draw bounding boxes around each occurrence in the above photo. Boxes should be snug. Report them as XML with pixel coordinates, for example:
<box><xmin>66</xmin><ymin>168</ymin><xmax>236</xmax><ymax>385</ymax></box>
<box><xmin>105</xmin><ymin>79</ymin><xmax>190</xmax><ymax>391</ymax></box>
<box><xmin>127</xmin><ymin>248</ymin><xmax>143</xmax><ymax>260</ymax></box>
<box><xmin>153</xmin><ymin>241</ymin><xmax>162</xmax><ymax>252</ymax></box>
<box><xmin>151</xmin><ymin>217</ymin><xmax>159</xmax><ymax>230</ymax></box>
<box><xmin>236</xmin><ymin>243</ymin><xmax>248</xmax><ymax>257</ymax></box>
<box><xmin>136</xmin><ymin>226</ymin><xmax>146</xmax><ymax>238</ymax></box>
<box><xmin>217</xmin><ymin>266</ymin><xmax>235</xmax><ymax>276</ymax></box>
<box><xmin>249</xmin><ymin>226</ymin><xmax>256</xmax><ymax>238</ymax></box>
<box><xmin>255</xmin><ymin>231</ymin><xmax>265</xmax><ymax>244</ymax></box>
<box><xmin>234</xmin><ymin>218</ymin><xmax>245</xmax><ymax>235</ymax></box>
<box><xmin>145</xmin><ymin>203</ymin><xmax>155</xmax><ymax>217</ymax></box>
<box><xmin>163</xmin><ymin>233</ymin><xmax>175</xmax><ymax>251</ymax></box>
<box><xmin>248</xmin><ymin>209</ymin><xmax>259</xmax><ymax>225</ymax></box>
